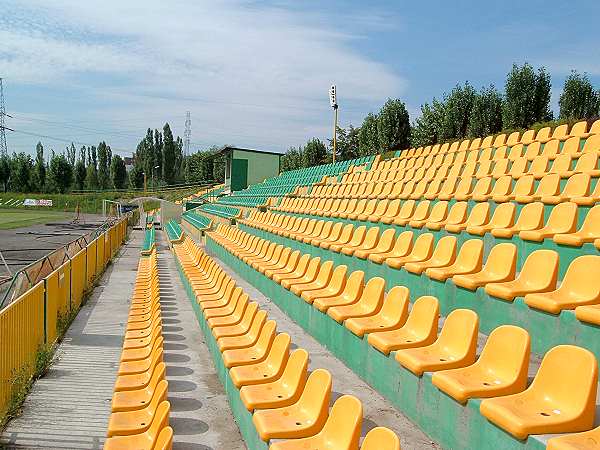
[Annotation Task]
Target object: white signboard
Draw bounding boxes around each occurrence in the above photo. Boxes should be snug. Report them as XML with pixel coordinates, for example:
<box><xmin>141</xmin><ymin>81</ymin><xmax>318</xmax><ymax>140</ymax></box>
<box><xmin>23</xmin><ymin>199</ymin><xmax>53</xmax><ymax>207</ymax></box>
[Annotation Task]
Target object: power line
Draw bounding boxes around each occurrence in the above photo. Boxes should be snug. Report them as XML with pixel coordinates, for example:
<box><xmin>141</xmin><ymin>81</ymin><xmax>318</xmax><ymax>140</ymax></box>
<box><xmin>6</xmin><ymin>128</ymin><xmax>132</xmax><ymax>154</ymax></box>
<box><xmin>184</xmin><ymin>111</ymin><xmax>191</xmax><ymax>156</ymax></box>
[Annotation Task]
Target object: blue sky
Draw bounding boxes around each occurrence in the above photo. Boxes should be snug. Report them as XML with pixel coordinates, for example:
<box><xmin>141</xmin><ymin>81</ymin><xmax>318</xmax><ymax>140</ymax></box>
<box><xmin>2</xmin><ymin>0</ymin><xmax>600</xmax><ymax>157</ymax></box>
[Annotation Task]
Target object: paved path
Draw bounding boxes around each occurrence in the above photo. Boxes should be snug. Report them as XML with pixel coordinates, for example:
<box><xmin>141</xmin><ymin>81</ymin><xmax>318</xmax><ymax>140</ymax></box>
<box><xmin>0</xmin><ymin>229</ymin><xmax>141</xmax><ymax>449</ymax></box>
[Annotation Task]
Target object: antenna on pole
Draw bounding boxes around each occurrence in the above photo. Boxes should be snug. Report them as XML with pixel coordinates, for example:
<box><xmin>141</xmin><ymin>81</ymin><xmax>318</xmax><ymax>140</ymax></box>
<box><xmin>184</xmin><ymin>111</ymin><xmax>191</xmax><ymax>156</ymax></box>
<box><xmin>0</xmin><ymin>78</ymin><xmax>8</xmax><ymax>156</ymax></box>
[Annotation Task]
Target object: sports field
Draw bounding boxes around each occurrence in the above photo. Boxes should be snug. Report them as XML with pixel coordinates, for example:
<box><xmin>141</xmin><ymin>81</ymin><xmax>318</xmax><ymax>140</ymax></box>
<box><xmin>0</xmin><ymin>208</ymin><xmax>71</xmax><ymax>230</ymax></box>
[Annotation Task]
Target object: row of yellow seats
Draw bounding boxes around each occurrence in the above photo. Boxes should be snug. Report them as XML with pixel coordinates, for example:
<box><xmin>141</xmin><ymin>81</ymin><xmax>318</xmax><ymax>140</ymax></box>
<box><xmin>329</xmin><ymin>153</ymin><xmax>600</xmax><ymax>198</ymax></box>
<box><xmin>228</xmin><ymin>218</ymin><xmax>600</xmax><ymax>321</ymax></box>
<box><xmin>370</xmin><ymin>130</ymin><xmax>600</xmax><ymax>176</ymax></box>
<box><xmin>173</xmin><ymin>234</ymin><xmax>401</xmax><ymax>450</ymax></box>
<box><xmin>288</xmin><ymin>172</ymin><xmax>600</xmax><ymax>207</ymax></box>
<box><xmin>209</xmin><ymin>223</ymin><xmax>600</xmax><ymax>446</ymax></box>
<box><xmin>104</xmin><ymin>250</ymin><xmax>172</xmax><ymax>450</ymax></box>
<box><xmin>264</xmin><ymin>200</ymin><xmax>600</xmax><ymax>245</ymax></box>
<box><xmin>398</xmin><ymin>120</ymin><xmax>600</xmax><ymax>160</ymax></box>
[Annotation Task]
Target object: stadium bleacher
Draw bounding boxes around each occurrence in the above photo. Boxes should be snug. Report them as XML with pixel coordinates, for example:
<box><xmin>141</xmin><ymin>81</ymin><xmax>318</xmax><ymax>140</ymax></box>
<box><xmin>173</xmin><ymin>118</ymin><xmax>600</xmax><ymax>450</ymax></box>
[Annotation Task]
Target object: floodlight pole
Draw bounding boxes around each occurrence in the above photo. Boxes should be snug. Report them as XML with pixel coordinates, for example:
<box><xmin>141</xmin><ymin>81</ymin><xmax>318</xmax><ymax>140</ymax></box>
<box><xmin>332</xmin><ymin>105</ymin><xmax>338</xmax><ymax>164</ymax></box>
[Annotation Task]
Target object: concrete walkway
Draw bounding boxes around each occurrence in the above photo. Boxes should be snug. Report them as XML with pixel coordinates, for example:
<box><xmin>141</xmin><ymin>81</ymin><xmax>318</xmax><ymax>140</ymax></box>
<box><xmin>156</xmin><ymin>233</ymin><xmax>245</xmax><ymax>450</ymax></box>
<box><xmin>0</xmin><ymin>230</ymin><xmax>142</xmax><ymax>449</ymax></box>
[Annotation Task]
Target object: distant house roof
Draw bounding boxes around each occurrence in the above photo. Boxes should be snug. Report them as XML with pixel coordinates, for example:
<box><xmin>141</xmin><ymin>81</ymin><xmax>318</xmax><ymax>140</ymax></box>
<box><xmin>215</xmin><ymin>146</ymin><xmax>284</xmax><ymax>157</ymax></box>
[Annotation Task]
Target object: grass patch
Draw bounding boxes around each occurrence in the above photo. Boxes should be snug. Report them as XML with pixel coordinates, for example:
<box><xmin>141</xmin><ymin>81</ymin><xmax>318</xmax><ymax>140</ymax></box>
<box><xmin>0</xmin><ymin>344</ymin><xmax>55</xmax><ymax>430</ymax></box>
<box><xmin>0</xmin><ymin>209</ymin><xmax>71</xmax><ymax>230</ymax></box>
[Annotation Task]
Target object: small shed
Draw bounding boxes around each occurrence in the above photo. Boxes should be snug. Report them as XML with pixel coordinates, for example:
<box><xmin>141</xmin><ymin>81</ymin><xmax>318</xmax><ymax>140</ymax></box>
<box><xmin>217</xmin><ymin>146</ymin><xmax>282</xmax><ymax>193</ymax></box>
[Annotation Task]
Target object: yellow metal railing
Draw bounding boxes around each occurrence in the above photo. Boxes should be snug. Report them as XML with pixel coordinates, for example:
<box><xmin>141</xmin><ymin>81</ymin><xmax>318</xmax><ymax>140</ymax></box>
<box><xmin>0</xmin><ymin>216</ymin><xmax>132</xmax><ymax>419</ymax></box>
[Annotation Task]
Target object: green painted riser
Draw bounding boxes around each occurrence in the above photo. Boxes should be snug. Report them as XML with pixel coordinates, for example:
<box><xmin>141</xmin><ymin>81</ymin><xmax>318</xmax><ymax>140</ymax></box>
<box><xmin>206</xmin><ymin>236</ymin><xmax>548</xmax><ymax>450</ymax></box>
<box><xmin>237</xmin><ymin>224</ymin><xmax>600</xmax><ymax>362</ymax></box>
<box><xmin>173</xmin><ymin>255</ymin><xmax>269</xmax><ymax>450</ymax></box>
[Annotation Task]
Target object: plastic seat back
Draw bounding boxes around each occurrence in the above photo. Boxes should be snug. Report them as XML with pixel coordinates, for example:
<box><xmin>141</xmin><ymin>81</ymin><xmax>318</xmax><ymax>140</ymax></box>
<box><xmin>483</xmin><ymin>243</ymin><xmax>517</xmax><ymax>278</ymax></box>
<box><xmin>529</xmin><ymin>345</ymin><xmax>597</xmax><ymax>417</ymax></box>
<box><xmin>436</xmin><ymin>309</ymin><xmax>479</xmax><ymax>357</ymax></box>
<box><xmin>397</xmin><ymin>199</ymin><xmax>416</xmax><ymax>218</ymax></box>
<box><xmin>477</xmin><ymin>325</ymin><xmax>530</xmax><ymax>387</ymax></box>
<box><xmin>513</xmin><ymin>202</ymin><xmax>544</xmax><ymax>230</ymax></box>
<box><xmin>489</xmin><ymin>203</ymin><xmax>516</xmax><ymax>227</ymax></box>
<box><xmin>582</xmin><ymin>134</ymin><xmax>600</xmax><ymax>153</ymax></box>
<box><xmin>348</xmin><ymin>226</ymin><xmax>367</xmax><ymax>246</ymax></box>
<box><xmin>559</xmin><ymin>255</ymin><xmax>600</xmax><ymax>301</ymax></box>
<box><xmin>445</xmin><ymin>202</ymin><xmax>469</xmax><ymax>224</ymax></box>
<box><xmin>517</xmin><ymin>249</ymin><xmax>559</xmax><ymax>290</ymax></box>
<box><xmin>533</xmin><ymin>174</ymin><xmax>560</xmax><ymax>197</ymax></box>
<box><xmin>454</xmin><ymin>239</ymin><xmax>484</xmax><ymax>272</ymax></box>
<box><xmin>546</xmin><ymin>202</ymin><xmax>578</xmax><ymax>232</ymax></box>
<box><xmin>361</xmin><ymin>427</ymin><xmax>401</xmax><ymax>450</ymax></box>
<box><xmin>466</xmin><ymin>202</ymin><xmax>491</xmax><ymax>226</ymax></box>
<box><xmin>405</xmin><ymin>296</ymin><xmax>439</xmax><ymax>337</ymax></box>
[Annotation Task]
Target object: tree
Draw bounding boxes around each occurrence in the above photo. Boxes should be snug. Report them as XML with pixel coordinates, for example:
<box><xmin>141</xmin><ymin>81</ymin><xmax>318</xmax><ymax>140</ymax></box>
<box><xmin>97</xmin><ymin>141</ymin><xmax>111</xmax><ymax>190</ymax></box>
<box><xmin>358</xmin><ymin>113</ymin><xmax>379</xmax><ymax>156</ymax></box>
<box><xmin>302</xmin><ymin>138</ymin><xmax>327</xmax><ymax>167</ymax></box>
<box><xmin>281</xmin><ymin>146</ymin><xmax>303</xmax><ymax>171</ymax></box>
<box><xmin>441</xmin><ymin>82</ymin><xmax>476</xmax><ymax>140</ymax></box>
<box><xmin>329</xmin><ymin>125</ymin><xmax>360</xmax><ymax>162</ymax></box>
<box><xmin>48</xmin><ymin>153</ymin><xmax>73</xmax><ymax>193</ymax></box>
<box><xmin>129</xmin><ymin>165</ymin><xmax>144</xmax><ymax>188</ymax></box>
<box><xmin>162</xmin><ymin>123</ymin><xmax>177</xmax><ymax>184</ymax></box>
<box><xmin>411</xmin><ymin>98</ymin><xmax>446</xmax><ymax>147</ymax></box>
<box><xmin>503</xmin><ymin>63</ymin><xmax>553</xmax><ymax>129</ymax></box>
<box><xmin>377</xmin><ymin>98</ymin><xmax>411</xmax><ymax>152</ymax></box>
<box><xmin>66</xmin><ymin>143</ymin><xmax>76</xmax><ymax>167</ymax></box>
<box><xmin>0</xmin><ymin>154</ymin><xmax>11</xmax><ymax>192</ymax></box>
<box><xmin>73</xmin><ymin>146</ymin><xmax>87</xmax><ymax>191</ymax></box>
<box><xmin>10</xmin><ymin>152</ymin><xmax>33</xmax><ymax>192</ymax></box>
<box><xmin>153</xmin><ymin>129</ymin><xmax>163</xmax><ymax>181</ymax></box>
<box><xmin>110</xmin><ymin>154</ymin><xmax>127</xmax><ymax>189</ymax></box>
<box><xmin>85</xmin><ymin>146</ymin><xmax>98</xmax><ymax>190</ymax></box>
<box><xmin>468</xmin><ymin>85</ymin><xmax>504</xmax><ymax>137</ymax></box>
<box><xmin>559</xmin><ymin>71</ymin><xmax>600</xmax><ymax>120</ymax></box>
<box><xmin>32</xmin><ymin>142</ymin><xmax>46</xmax><ymax>192</ymax></box>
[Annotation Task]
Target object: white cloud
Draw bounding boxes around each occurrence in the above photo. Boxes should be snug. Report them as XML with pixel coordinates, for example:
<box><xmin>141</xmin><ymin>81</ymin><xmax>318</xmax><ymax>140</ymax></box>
<box><xmin>2</xmin><ymin>0</ymin><xmax>406</xmax><ymax>152</ymax></box>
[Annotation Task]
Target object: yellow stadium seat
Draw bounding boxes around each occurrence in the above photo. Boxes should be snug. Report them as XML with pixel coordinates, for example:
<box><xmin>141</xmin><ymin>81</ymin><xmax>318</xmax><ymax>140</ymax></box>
<box><xmin>269</xmin><ymin>395</ymin><xmax>362</xmax><ymax>450</ymax></box>
<box><xmin>313</xmin><ymin>270</ymin><xmax>365</xmax><ymax>312</ymax></box>
<box><xmin>266</xmin><ymin>250</ymin><xmax>300</xmax><ymax>279</ymax></box>
<box><xmin>553</xmin><ymin>205</ymin><xmax>600</xmax><ymax>246</ymax></box>
<box><xmin>432</xmin><ymin>325</ymin><xmax>530</xmax><ymax>404</ymax></box>
<box><xmin>452</xmin><ymin>243</ymin><xmax>517</xmax><ymax>291</ymax></box>
<box><xmin>404</xmin><ymin>235</ymin><xmax>457</xmax><ymax>274</ymax></box>
<box><xmin>385</xmin><ymin>233</ymin><xmax>434</xmax><ymax>269</ymax></box>
<box><xmin>344</xmin><ymin>286</ymin><xmax>410</xmax><ymax>337</ymax></box>
<box><xmin>466</xmin><ymin>202</ymin><xmax>515</xmax><ymax>236</ymax></box>
<box><xmin>515</xmin><ymin>173</ymin><xmax>560</xmax><ymax>203</ymax></box>
<box><xmin>107</xmin><ymin>388</ymin><xmax>168</xmax><ymax>437</ymax></box>
<box><xmin>301</xmin><ymin>264</ymin><xmax>348</xmax><ymax>303</ymax></box>
<box><xmin>118</xmin><ymin>347</ymin><xmax>163</xmax><ymax>377</ymax></box>
<box><xmin>493</xmin><ymin>175</ymin><xmax>535</xmax><ymax>202</ymax></box>
<box><xmin>368</xmin><ymin>231</ymin><xmax>413</xmax><ymax>265</ymax></box>
<box><xmin>281</xmin><ymin>256</ymin><xmax>322</xmax><ymax>290</ymax></box>
<box><xmin>395</xmin><ymin>309</ymin><xmax>478</xmax><ymax>376</ymax></box>
<box><xmin>321</xmin><ymin>224</ymin><xmax>354</xmax><ymax>250</ymax></box>
<box><xmin>229</xmin><ymin>333</ymin><xmax>291</xmax><ymax>387</ymax></box>
<box><xmin>111</xmin><ymin>373</ymin><xmax>168</xmax><ymax>413</ymax></box>
<box><xmin>480</xmin><ymin>345</ymin><xmax>598</xmax><ymax>440</ymax></box>
<box><xmin>341</xmin><ymin>226</ymin><xmax>380</xmax><ymax>257</ymax></box>
<box><xmin>410</xmin><ymin>201</ymin><xmax>448</xmax><ymax>229</ymax></box>
<box><xmin>426</xmin><ymin>239</ymin><xmax>484</xmax><ymax>282</ymax></box>
<box><xmin>104</xmin><ymin>401</ymin><xmax>171</xmax><ymax>449</ymax></box>
<box><xmin>273</xmin><ymin>254</ymin><xmax>311</xmax><ymax>284</ymax></box>
<box><xmin>519</xmin><ymin>202</ymin><xmax>578</xmax><ymax>242</ymax></box>
<box><xmin>222</xmin><ymin>322</ymin><xmax>277</xmax><ymax>368</ymax></box>
<box><xmin>542</xmin><ymin>173</ymin><xmax>591</xmax><ymax>204</ymax></box>
<box><xmin>252</xmin><ymin>369</ymin><xmax>332</xmax><ymax>441</ymax></box>
<box><xmin>328</xmin><ymin>277</ymin><xmax>386</xmax><ymax>323</ymax></box>
<box><xmin>367</xmin><ymin>296</ymin><xmax>439</xmax><ymax>355</ymax></box>
<box><xmin>490</xmin><ymin>202</ymin><xmax>544</xmax><ymax>238</ymax></box>
<box><xmin>524</xmin><ymin>255</ymin><xmax>600</xmax><ymax>314</ymax></box>
<box><xmin>425</xmin><ymin>201</ymin><xmax>468</xmax><ymax>231</ymax></box>
<box><xmin>379</xmin><ymin>199</ymin><xmax>403</xmax><ymax>224</ymax></box>
<box><xmin>360</xmin><ymin>427</ymin><xmax>401</xmax><ymax>450</ymax></box>
<box><xmin>445</xmin><ymin>202</ymin><xmax>490</xmax><ymax>234</ymax></box>
<box><xmin>575</xmin><ymin>304</ymin><xmax>600</xmax><ymax>326</ymax></box>
<box><xmin>472</xmin><ymin>175</ymin><xmax>511</xmax><ymax>201</ymax></box>
<box><xmin>114</xmin><ymin>361</ymin><xmax>165</xmax><ymax>393</ymax></box>
<box><xmin>546</xmin><ymin>426</ymin><xmax>600</xmax><ymax>450</ymax></box>
<box><xmin>485</xmin><ymin>249</ymin><xmax>559</xmax><ymax>301</ymax></box>
<box><xmin>290</xmin><ymin>260</ymin><xmax>334</xmax><ymax>296</ymax></box>
<box><xmin>330</xmin><ymin>227</ymin><xmax>366</xmax><ymax>253</ymax></box>
<box><xmin>207</xmin><ymin>295</ymin><xmax>251</xmax><ymax>328</ymax></box>
<box><xmin>240</xmin><ymin>349</ymin><xmax>309</xmax><ymax>412</ymax></box>
<box><xmin>354</xmin><ymin>229</ymin><xmax>395</xmax><ymax>260</ymax></box>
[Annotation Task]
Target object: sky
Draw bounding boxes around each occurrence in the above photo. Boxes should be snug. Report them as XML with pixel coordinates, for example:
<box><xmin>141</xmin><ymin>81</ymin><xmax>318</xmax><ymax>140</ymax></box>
<box><xmin>2</xmin><ymin>0</ymin><xmax>600</xmax><ymax>157</ymax></box>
